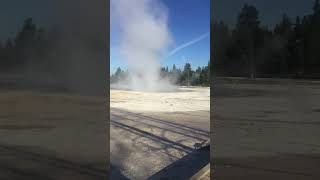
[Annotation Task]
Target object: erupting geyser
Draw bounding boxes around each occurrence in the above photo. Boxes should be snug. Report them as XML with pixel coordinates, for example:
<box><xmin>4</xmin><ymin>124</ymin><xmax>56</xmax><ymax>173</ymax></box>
<box><xmin>111</xmin><ymin>0</ymin><xmax>176</xmax><ymax>91</ymax></box>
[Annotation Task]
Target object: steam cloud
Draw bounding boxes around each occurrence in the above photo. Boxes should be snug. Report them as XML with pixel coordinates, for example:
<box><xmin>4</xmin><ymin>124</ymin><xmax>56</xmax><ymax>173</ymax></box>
<box><xmin>111</xmin><ymin>0</ymin><xmax>175</xmax><ymax>91</ymax></box>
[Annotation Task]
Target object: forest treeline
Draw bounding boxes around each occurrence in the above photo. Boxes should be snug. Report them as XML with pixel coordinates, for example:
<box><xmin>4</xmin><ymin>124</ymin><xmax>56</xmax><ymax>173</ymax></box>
<box><xmin>212</xmin><ymin>0</ymin><xmax>320</xmax><ymax>78</ymax></box>
<box><xmin>0</xmin><ymin>16</ymin><xmax>107</xmax><ymax>95</ymax></box>
<box><xmin>111</xmin><ymin>61</ymin><xmax>210</xmax><ymax>87</ymax></box>
<box><xmin>1</xmin><ymin>17</ymin><xmax>210</xmax><ymax>87</ymax></box>
<box><xmin>0</xmin><ymin>18</ymin><xmax>61</xmax><ymax>73</ymax></box>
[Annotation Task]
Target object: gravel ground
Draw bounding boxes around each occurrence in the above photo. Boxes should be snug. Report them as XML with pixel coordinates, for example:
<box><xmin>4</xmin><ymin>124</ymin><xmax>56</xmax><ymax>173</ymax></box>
<box><xmin>212</xmin><ymin>79</ymin><xmax>320</xmax><ymax>180</ymax></box>
<box><xmin>110</xmin><ymin>87</ymin><xmax>210</xmax><ymax>179</ymax></box>
<box><xmin>0</xmin><ymin>90</ymin><xmax>108</xmax><ymax>180</ymax></box>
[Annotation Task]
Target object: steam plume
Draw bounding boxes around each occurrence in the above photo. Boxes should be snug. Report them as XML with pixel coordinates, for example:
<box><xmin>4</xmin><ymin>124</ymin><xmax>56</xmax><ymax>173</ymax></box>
<box><xmin>111</xmin><ymin>0</ymin><xmax>175</xmax><ymax>91</ymax></box>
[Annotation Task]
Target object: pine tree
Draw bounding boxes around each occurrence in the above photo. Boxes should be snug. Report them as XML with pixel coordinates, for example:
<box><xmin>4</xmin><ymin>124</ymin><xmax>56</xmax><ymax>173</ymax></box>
<box><xmin>15</xmin><ymin>18</ymin><xmax>37</xmax><ymax>48</ymax></box>
<box><xmin>313</xmin><ymin>0</ymin><xmax>320</xmax><ymax>14</ymax></box>
<box><xmin>5</xmin><ymin>39</ymin><xmax>13</xmax><ymax>49</ymax></box>
<box><xmin>172</xmin><ymin>64</ymin><xmax>176</xmax><ymax>72</ymax></box>
<box><xmin>235</xmin><ymin>3</ymin><xmax>261</xmax><ymax>78</ymax></box>
<box><xmin>274</xmin><ymin>14</ymin><xmax>292</xmax><ymax>36</ymax></box>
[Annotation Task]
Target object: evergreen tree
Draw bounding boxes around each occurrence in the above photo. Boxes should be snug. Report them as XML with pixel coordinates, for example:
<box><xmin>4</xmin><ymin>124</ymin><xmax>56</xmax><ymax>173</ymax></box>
<box><xmin>274</xmin><ymin>14</ymin><xmax>292</xmax><ymax>36</ymax></box>
<box><xmin>15</xmin><ymin>18</ymin><xmax>37</xmax><ymax>49</ymax></box>
<box><xmin>211</xmin><ymin>2</ymin><xmax>320</xmax><ymax>78</ymax></box>
<box><xmin>172</xmin><ymin>64</ymin><xmax>176</xmax><ymax>72</ymax></box>
<box><xmin>313</xmin><ymin>0</ymin><xmax>320</xmax><ymax>14</ymax></box>
<box><xmin>213</xmin><ymin>21</ymin><xmax>231</xmax><ymax>76</ymax></box>
<box><xmin>0</xmin><ymin>42</ymin><xmax>3</xmax><ymax>69</ymax></box>
<box><xmin>2</xmin><ymin>39</ymin><xmax>14</xmax><ymax>69</ymax></box>
<box><xmin>234</xmin><ymin>3</ymin><xmax>261</xmax><ymax>78</ymax></box>
<box><xmin>183</xmin><ymin>63</ymin><xmax>192</xmax><ymax>86</ymax></box>
<box><xmin>5</xmin><ymin>39</ymin><xmax>13</xmax><ymax>49</ymax></box>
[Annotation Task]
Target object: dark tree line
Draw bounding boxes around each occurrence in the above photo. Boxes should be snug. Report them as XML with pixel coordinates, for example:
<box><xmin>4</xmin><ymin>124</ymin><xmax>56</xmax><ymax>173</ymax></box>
<box><xmin>0</xmin><ymin>18</ymin><xmax>61</xmax><ymax>73</ymax></box>
<box><xmin>2</xmin><ymin>17</ymin><xmax>211</xmax><ymax>87</ymax></box>
<box><xmin>213</xmin><ymin>0</ymin><xmax>320</xmax><ymax>79</ymax></box>
<box><xmin>111</xmin><ymin>61</ymin><xmax>211</xmax><ymax>86</ymax></box>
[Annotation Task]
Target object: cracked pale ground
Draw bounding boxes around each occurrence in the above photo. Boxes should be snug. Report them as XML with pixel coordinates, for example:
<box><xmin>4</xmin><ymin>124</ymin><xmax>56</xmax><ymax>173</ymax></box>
<box><xmin>110</xmin><ymin>87</ymin><xmax>210</xmax><ymax>179</ymax></box>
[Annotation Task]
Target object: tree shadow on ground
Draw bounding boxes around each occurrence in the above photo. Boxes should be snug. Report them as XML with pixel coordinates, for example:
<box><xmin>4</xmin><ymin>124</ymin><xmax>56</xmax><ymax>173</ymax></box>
<box><xmin>110</xmin><ymin>165</ymin><xmax>130</xmax><ymax>180</ymax></box>
<box><xmin>148</xmin><ymin>145</ymin><xmax>210</xmax><ymax>180</ymax></box>
<box><xmin>111</xmin><ymin>108</ymin><xmax>210</xmax><ymax>179</ymax></box>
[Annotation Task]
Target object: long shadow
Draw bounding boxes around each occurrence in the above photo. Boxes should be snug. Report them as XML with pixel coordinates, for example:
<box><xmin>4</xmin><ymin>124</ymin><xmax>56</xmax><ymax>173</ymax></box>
<box><xmin>111</xmin><ymin>108</ymin><xmax>210</xmax><ymax>179</ymax></box>
<box><xmin>0</xmin><ymin>144</ymin><xmax>107</xmax><ymax>179</ymax></box>
<box><xmin>112</xmin><ymin>108</ymin><xmax>209</xmax><ymax>136</ymax></box>
<box><xmin>111</xmin><ymin>113</ymin><xmax>208</xmax><ymax>142</ymax></box>
<box><xmin>111</xmin><ymin>121</ymin><xmax>193</xmax><ymax>153</ymax></box>
<box><xmin>148</xmin><ymin>145</ymin><xmax>210</xmax><ymax>180</ymax></box>
<box><xmin>110</xmin><ymin>165</ymin><xmax>130</xmax><ymax>180</ymax></box>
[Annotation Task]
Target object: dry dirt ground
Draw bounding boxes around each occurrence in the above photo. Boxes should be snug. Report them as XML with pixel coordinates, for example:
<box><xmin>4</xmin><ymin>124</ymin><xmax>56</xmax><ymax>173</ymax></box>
<box><xmin>0</xmin><ymin>88</ymin><xmax>108</xmax><ymax>180</ymax></box>
<box><xmin>110</xmin><ymin>87</ymin><xmax>210</xmax><ymax>179</ymax></box>
<box><xmin>213</xmin><ymin>78</ymin><xmax>320</xmax><ymax>180</ymax></box>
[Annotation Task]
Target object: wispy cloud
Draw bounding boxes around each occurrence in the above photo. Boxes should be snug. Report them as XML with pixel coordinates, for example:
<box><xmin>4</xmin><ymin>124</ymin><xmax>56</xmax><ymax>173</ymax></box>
<box><xmin>166</xmin><ymin>32</ymin><xmax>209</xmax><ymax>58</ymax></box>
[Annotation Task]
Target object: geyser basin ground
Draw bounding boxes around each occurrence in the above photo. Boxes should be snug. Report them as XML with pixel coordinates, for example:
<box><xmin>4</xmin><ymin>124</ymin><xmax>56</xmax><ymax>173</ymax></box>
<box><xmin>213</xmin><ymin>78</ymin><xmax>320</xmax><ymax>179</ymax></box>
<box><xmin>0</xmin><ymin>90</ymin><xmax>107</xmax><ymax>180</ymax></box>
<box><xmin>110</xmin><ymin>87</ymin><xmax>210</xmax><ymax>179</ymax></box>
<box><xmin>111</xmin><ymin>87</ymin><xmax>210</xmax><ymax>112</ymax></box>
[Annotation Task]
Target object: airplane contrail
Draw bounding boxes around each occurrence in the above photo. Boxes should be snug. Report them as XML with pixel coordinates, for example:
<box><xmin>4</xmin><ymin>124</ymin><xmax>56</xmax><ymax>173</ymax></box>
<box><xmin>166</xmin><ymin>32</ymin><xmax>209</xmax><ymax>58</ymax></box>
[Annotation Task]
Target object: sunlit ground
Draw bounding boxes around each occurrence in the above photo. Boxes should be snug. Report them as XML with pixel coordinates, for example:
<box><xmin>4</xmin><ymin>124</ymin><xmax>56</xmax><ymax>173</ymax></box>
<box><xmin>110</xmin><ymin>87</ymin><xmax>210</xmax><ymax>179</ymax></box>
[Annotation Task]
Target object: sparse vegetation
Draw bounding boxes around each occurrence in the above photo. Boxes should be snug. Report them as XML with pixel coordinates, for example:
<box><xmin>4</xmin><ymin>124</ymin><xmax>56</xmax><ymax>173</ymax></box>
<box><xmin>111</xmin><ymin>61</ymin><xmax>211</xmax><ymax>87</ymax></box>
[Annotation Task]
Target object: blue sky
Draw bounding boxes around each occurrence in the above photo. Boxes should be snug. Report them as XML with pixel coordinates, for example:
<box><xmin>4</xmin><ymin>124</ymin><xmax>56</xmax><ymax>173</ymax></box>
<box><xmin>110</xmin><ymin>0</ymin><xmax>210</xmax><ymax>74</ymax></box>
